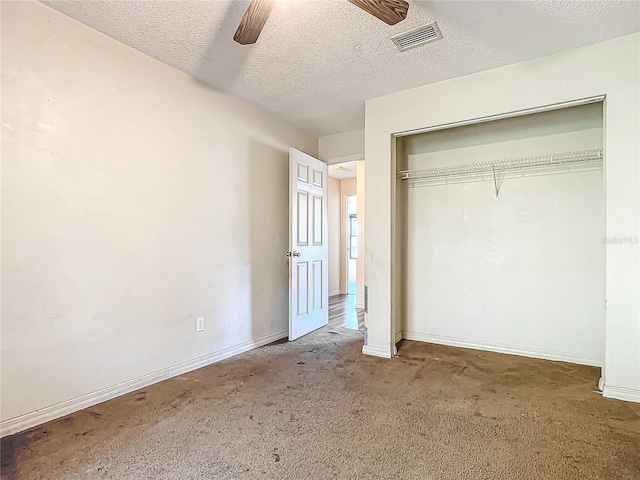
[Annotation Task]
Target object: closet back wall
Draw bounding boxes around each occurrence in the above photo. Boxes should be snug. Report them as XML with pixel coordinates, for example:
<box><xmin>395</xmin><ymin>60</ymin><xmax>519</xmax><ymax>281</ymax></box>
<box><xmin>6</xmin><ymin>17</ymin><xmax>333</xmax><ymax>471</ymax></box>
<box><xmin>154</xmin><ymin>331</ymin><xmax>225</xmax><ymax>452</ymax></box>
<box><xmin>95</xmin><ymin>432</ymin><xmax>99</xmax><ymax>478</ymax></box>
<box><xmin>400</xmin><ymin>104</ymin><xmax>604</xmax><ymax>366</ymax></box>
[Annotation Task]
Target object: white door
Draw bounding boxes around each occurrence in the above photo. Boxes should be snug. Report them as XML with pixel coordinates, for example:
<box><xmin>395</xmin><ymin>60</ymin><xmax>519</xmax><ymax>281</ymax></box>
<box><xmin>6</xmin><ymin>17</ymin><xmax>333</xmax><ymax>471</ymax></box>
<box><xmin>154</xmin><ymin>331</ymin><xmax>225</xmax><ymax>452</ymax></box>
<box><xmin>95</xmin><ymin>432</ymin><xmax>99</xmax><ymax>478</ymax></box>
<box><xmin>288</xmin><ymin>148</ymin><xmax>328</xmax><ymax>340</ymax></box>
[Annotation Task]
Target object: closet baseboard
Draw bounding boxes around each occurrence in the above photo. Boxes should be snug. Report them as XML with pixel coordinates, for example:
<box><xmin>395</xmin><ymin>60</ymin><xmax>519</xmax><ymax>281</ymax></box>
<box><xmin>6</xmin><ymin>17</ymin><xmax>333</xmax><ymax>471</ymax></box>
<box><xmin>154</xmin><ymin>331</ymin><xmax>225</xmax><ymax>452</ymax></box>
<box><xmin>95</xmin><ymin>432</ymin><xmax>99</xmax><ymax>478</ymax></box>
<box><xmin>603</xmin><ymin>385</ymin><xmax>640</xmax><ymax>403</ymax></box>
<box><xmin>402</xmin><ymin>331</ymin><xmax>602</xmax><ymax>367</ymax></box>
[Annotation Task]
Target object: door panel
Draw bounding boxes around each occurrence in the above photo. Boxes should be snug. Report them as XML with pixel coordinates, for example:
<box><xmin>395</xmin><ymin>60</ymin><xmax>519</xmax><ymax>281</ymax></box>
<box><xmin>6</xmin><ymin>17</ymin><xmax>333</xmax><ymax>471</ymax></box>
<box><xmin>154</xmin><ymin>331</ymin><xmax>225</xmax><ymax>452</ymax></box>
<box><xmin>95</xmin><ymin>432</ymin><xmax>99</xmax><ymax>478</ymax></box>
<box><xmin>297</xmin><ymin>262</ymin><xmax>309</xmax><ymax>316</ymax></box>
<box><xmin>313</xmin><ymin>195</ymin><xmax>323</xmax><ymax>245</ymax></box>
<box><xmin>297</xmin><ymin>191</ymin><xmax>308</xmax><ymax>245</ymax></box>
<box><xmin>312</xmin><ymin>168</ymin><xmax>323</xmax><ymax>187</ymax></box>
<box><xmin>312</xmin><ymin>261</ymin><xmax>323</xmax><ymax>311</ymax></box>
<box><xmin>289</xmin><ymin>149</ymin><xmax>328</xmax><ymax>340</ymax></box>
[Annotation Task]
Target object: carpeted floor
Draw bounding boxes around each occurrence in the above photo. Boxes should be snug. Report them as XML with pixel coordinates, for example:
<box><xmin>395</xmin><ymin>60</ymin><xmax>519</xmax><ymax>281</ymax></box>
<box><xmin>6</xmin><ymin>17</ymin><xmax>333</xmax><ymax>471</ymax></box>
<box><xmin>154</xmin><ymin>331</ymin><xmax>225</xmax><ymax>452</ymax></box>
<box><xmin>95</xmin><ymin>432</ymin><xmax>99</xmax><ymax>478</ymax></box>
<box><xmin>2</xmin><ymin>327</ymin><xmax>639</xmax><ymax>480</ymax></box>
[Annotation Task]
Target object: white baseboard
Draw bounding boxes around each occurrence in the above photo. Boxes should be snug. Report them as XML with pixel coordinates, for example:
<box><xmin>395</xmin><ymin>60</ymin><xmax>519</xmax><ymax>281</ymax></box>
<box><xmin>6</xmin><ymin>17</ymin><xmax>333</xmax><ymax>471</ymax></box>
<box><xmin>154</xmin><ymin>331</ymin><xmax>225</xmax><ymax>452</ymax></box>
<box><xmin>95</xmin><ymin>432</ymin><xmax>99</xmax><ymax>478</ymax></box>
<box><xmin>362</xmin><ymin>344</ymin><xmax>392</xmax><ymax>358</ymax></box>
<box><xmin>402</xmin><ymin>331</ymin><xmax>602</xmax><ymax>367</ymax></box>
<box><xmin>395</xmin><ymin>331</ymin><xmax>403</xmax><ymax>343</ymax></box>
<box><xmin>355</xmin><ymin>303</ymin><xmax>365</xmax><ymax>310</ymax></box>
<box><xmin>603</xmin><ymin>385</ymin><xmax>640</xmax><ymax>403</ymax></box>
<box><xmin>0</xmin><ymin>329</ymin><xmax>288</xmax><ymax>438</ymax></box>
<box><xmin>329</xmin><ymin>290</ymin><xmax>341</xmax><ymax>297</ymax></box>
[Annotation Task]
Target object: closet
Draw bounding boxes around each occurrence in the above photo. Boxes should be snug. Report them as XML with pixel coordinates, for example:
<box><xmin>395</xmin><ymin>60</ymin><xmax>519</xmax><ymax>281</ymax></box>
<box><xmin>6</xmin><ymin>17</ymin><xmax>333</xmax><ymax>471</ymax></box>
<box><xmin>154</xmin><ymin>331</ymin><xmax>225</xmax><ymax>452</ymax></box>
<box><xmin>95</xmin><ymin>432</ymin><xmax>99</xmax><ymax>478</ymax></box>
<box><xmin>394</xmin><ymin>102</ymin><xmax>605</xmax><ymax>366</ymax></box>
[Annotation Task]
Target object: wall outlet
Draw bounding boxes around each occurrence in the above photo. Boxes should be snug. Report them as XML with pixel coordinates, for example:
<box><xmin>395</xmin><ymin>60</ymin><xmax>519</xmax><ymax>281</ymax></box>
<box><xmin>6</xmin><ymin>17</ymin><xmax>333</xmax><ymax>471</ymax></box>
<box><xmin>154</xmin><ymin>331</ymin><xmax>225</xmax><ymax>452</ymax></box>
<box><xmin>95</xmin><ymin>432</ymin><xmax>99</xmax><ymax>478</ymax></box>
<box><xmin>196</xmin><ymin>316</ymin><xmax>205</xmax><ymax>332</ymax></box>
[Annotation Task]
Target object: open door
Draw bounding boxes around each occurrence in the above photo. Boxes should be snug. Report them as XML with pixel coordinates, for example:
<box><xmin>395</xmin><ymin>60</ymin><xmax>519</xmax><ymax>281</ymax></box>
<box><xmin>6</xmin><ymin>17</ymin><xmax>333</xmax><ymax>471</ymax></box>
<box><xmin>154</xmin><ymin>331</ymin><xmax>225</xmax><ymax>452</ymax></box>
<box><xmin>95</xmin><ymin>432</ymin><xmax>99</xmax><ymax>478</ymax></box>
<box><xmin>288</xmin><ymin>148</ymin><xmax>328</xmax><ymax>340</ymax></box>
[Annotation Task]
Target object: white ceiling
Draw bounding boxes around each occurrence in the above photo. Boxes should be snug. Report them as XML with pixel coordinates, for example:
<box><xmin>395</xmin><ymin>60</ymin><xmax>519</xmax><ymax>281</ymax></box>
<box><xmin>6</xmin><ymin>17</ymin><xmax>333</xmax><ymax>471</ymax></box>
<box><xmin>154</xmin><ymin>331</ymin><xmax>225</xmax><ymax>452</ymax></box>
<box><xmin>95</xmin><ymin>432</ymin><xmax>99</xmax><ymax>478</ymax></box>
<box><xmin>41</xmin><ymin>0</ymin><xmax>640</xmax><ymax>136</ymax></box>
<box><xmin>328</xmin><ymin>161</ymin><xmax>357</xmax><ymax>180</ymax></box>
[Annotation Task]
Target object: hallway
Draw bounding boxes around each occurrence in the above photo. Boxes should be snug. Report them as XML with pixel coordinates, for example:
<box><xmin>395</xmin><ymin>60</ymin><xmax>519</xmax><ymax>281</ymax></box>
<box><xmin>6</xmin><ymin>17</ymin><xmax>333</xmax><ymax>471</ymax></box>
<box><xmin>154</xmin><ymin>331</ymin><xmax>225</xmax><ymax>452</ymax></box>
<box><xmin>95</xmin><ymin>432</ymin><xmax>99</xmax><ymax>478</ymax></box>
<box><xmin>328</xmin><ymin>293</ymin><xmax>363</xmax><ymax>330</ymax></box>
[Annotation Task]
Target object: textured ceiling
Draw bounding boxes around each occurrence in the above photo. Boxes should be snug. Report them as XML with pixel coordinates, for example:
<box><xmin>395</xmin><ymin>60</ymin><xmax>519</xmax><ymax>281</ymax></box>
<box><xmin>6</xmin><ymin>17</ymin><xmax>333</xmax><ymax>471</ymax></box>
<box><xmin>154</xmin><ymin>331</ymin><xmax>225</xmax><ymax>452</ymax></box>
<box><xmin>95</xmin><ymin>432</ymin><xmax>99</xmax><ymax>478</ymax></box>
<box><xmin>328</xmin><ymin>161</ymin><xmax>358</xmax><ymax>180</ymax></box>
<box><xmin>41</xmin><ymin>0</ymin><xmax>640</xmax><ymax>136</ymax></box>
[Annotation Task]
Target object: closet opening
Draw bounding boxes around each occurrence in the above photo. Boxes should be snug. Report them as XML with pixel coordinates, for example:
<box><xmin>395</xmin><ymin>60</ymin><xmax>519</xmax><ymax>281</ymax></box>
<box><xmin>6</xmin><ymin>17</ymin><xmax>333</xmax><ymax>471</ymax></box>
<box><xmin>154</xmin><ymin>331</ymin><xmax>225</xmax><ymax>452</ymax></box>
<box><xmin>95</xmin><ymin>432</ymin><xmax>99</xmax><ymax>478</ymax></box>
<box><xmin>392</xmin><ymin>100</ymin><xmax>606</xmax><ymax>377</ymax></box>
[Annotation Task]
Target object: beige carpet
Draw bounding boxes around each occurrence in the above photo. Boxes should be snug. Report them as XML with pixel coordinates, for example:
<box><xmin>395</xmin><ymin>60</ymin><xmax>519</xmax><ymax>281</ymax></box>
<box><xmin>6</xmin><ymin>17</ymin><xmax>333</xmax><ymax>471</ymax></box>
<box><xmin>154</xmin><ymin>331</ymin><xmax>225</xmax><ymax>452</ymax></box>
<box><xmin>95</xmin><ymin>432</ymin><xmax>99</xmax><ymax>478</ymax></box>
<box><xmin>2</xmin><ymin>327</ymin><xmax>639</xmax><ymax>480</ymax></box>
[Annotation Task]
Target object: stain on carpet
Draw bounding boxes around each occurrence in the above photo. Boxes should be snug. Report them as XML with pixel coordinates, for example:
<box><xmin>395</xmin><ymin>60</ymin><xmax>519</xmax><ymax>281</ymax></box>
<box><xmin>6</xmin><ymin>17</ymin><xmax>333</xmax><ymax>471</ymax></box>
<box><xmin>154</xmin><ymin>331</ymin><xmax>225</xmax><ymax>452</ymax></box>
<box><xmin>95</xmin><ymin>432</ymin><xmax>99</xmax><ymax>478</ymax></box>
<box><xmin>3</xmin><ymin>328</ymin><xmax>639</xmax><ymax>480</ymax></box>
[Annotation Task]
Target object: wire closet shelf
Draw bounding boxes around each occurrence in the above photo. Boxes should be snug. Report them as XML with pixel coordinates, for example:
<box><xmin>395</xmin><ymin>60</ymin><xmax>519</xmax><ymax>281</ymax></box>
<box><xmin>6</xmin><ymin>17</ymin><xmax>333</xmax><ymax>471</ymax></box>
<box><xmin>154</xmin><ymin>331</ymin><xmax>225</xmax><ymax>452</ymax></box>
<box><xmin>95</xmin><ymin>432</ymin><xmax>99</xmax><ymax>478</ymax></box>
<box><xmin>398</xmin><ymin>148</ymin><xmax>603</xmax><ymax>189</ymax></box>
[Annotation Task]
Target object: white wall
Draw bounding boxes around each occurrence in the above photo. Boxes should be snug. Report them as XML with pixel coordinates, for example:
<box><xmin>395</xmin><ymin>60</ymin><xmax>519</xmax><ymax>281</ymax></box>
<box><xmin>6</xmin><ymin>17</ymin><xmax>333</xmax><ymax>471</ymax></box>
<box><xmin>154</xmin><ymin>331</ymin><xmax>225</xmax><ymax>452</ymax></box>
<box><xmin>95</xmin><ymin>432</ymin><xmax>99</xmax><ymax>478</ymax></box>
<box><xmin>328</xmin><ymin>176</ymin><xmax>341</xmax><ymax>295</ymax></box>
<box><xmin>318</xmin><ymin>129</ymin><xmax>364</xmax><ymax>163</ymax></box>
<box><xmin>400</xmin><ymin>104</ymin><xmax>604</xmax><ymax>366</ymax></box>
<box><xmin>364</xmin><ymin>33</ymin><xmax>639</xmax><ymax>403</ymax></box>
<box><xmin>1</xmin><ymin>1</ymin><xmax>317</xmax><ymax>434</ymax></box>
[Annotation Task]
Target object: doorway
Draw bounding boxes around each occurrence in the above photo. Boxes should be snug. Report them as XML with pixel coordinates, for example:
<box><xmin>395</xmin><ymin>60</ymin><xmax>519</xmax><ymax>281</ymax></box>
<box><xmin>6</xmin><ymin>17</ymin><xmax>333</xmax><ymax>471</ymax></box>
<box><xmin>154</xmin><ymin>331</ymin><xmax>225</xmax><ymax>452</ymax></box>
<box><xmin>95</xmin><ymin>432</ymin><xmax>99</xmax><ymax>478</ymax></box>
<box><xmin>347</xmin><ymin>194</ymin><xmax>357</xmax><ymax>296</ymax></box>
<box><xmin>327</xmin><ymin>161</ymin><xmax>363</xmax><ymax>330</ymax></box>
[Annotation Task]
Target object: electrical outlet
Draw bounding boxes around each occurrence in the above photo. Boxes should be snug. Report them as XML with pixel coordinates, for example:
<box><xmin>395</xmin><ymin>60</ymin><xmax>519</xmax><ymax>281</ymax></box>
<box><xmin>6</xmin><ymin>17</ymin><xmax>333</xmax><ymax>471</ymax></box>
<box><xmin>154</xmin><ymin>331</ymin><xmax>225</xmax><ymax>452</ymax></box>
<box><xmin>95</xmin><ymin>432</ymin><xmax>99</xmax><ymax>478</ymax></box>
<box><xmin>196</xmin><ymin>316</ymin><xmax>205</xmax><ymax>332</ymax></box>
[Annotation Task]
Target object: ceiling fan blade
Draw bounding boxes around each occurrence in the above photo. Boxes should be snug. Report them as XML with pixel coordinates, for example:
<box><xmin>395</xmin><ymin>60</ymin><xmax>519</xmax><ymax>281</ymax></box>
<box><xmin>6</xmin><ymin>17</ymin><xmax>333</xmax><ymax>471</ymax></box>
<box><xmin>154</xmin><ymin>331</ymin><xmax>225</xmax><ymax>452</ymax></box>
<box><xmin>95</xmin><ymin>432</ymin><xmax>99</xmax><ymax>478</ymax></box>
<box><xmin>347</xmin><ymin>0</ymin><xmax>409</xmax><ymax>25</ymax></box>
<box><xmin>233</xmin><ymin>0</ymin><xmax>275</xmax><ymax>45</ymax></box>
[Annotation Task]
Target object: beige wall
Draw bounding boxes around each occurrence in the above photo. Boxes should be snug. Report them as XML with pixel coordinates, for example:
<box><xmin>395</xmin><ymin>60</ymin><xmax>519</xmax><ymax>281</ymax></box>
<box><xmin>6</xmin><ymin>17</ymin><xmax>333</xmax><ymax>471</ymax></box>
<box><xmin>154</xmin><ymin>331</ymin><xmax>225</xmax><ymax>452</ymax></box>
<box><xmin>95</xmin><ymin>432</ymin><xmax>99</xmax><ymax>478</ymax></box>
<box><xmin>318</xmin><ymin>129</ymin><xmax>364</xmax><ymax>163</ymax></box>
<box><xmin>1</xmin><ymin>1</ymin><xmax>317</xmax><ymax>434</ymax></box>
<box><xmin>328</xmin><ymin>176</ymin><xmax>341</xmax><ymax>295</ymax></box>
<box><xmin>364</xmin><ymin>33</ymin><xmax>639</xmax><ymax>403</ymax></box>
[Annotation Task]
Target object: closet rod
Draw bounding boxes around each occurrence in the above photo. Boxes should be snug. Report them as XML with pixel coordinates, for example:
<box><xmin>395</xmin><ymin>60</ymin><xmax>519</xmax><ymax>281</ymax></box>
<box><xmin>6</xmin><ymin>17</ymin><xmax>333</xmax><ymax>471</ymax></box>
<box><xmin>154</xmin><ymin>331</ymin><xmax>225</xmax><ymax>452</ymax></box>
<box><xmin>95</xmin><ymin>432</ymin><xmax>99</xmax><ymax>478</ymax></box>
<box><xmin>398</xmin><ymin>148</ymin><xmax>603</xmax><ymax>188</ymax></box>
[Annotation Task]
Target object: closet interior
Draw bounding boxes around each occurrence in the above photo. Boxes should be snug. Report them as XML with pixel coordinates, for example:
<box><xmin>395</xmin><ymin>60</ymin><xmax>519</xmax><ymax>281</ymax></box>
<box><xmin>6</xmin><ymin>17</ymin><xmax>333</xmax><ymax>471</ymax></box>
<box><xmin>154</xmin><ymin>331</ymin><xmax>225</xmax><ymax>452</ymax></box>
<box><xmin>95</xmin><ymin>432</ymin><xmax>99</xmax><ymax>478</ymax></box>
<box><xmin>393</xmin><ymin>102</ymin><xmax>605</xmax><ymax>367</ymax></box>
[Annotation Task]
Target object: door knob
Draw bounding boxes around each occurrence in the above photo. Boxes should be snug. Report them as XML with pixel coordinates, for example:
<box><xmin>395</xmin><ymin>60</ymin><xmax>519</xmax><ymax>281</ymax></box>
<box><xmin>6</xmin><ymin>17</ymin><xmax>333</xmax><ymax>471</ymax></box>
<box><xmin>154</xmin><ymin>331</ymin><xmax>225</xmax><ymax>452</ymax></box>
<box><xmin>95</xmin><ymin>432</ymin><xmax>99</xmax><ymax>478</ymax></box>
<box><xmin>286</xmin><ymin>251</ymin><xmax>301</xmax><ymax>258</ymax></box>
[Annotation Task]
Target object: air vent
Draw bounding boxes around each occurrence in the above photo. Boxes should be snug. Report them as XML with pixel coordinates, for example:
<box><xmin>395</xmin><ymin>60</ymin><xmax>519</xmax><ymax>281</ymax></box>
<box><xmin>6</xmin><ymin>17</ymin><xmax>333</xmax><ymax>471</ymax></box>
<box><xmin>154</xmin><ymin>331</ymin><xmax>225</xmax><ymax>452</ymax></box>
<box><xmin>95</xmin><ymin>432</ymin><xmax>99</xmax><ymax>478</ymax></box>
<box><xmin>391</xmin><ymin>22</ymin><xmax>443</xmax><ymax>52</ymax></box>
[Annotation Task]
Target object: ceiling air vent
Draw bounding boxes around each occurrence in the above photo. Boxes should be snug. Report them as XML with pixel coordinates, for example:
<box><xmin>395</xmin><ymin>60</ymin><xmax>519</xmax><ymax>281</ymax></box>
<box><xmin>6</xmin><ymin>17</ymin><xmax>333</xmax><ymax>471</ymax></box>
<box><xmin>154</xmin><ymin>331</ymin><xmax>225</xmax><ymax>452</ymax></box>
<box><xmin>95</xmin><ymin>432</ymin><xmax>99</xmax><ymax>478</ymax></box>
<box><xmin>391</xmin><ymin>22</ymin><xmax>443</xmax><ymax>52</ymax></box>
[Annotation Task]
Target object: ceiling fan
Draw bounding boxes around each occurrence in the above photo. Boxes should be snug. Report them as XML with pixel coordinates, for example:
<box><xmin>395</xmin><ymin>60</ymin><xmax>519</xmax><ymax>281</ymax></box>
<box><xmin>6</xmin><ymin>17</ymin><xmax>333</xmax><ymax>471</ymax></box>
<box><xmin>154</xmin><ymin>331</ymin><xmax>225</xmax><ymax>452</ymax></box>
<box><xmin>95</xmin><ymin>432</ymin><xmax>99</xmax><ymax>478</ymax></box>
<box><xmin>233</xmin><ymin>0</ymin><xmax>409</xmax><ymax>45</ymax></box>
